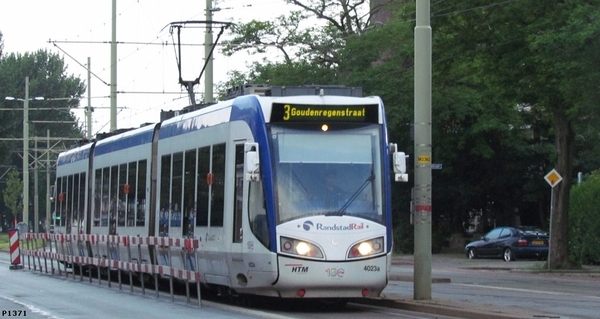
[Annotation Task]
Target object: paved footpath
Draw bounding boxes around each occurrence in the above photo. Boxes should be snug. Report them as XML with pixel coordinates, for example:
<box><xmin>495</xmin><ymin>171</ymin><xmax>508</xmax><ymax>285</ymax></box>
<box><xmin>354</xmin><ymin>254</ymin><xmax>600</xmax><ymax>319</ymax></box>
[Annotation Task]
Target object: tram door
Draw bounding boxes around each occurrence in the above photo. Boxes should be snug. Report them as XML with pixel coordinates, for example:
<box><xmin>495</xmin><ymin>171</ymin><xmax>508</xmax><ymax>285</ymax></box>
<box><xmin>230</xmin><ymin>143</ymin><xmax>246</xmax><ymax>275</ymax></box>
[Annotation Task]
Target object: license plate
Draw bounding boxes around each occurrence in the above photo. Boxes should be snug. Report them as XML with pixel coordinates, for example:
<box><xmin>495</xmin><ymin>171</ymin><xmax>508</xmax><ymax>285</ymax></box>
<box><xmin>532</xmin><ymin>240</ymin><xmax>544</xmax><ymax>245</ymax></box>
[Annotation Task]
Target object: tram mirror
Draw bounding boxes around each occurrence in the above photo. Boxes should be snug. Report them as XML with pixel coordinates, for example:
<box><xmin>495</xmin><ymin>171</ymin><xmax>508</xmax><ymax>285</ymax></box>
<box><xmin>245</xmin><ymin>142</ymin><xmax>261</xmax><ymax>182</ymax></box>
<box><xmin>393</xmin><ymin>151</ymin><xmax>409</xmax><ymax>182</ymax></box>
<box><xmin>49</xmin><ymin>185</ymin><xmax>56</xmax><ymax>202</ymax></box>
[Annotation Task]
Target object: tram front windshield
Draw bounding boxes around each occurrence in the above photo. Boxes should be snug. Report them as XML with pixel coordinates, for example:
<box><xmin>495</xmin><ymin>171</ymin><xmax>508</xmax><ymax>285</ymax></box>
<box><xmin>270</xmin><ymin>123</ymin><xmax>384</xmax><ymax>225</ymax></box>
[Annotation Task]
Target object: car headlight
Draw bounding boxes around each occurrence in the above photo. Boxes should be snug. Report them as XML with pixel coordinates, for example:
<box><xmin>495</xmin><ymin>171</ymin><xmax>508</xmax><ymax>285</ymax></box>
<box><xmin>280</xmin><ymin>236</ymin><xmax>324</xmax><ymax>259</ymax></box>
<box><xmin>348</xmin><ymin>237</ymin><xmax>384</xmax><ymax>259</ymax></box>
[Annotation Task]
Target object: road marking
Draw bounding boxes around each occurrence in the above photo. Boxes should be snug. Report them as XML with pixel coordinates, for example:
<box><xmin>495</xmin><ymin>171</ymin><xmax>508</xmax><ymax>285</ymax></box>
<box><xmin>454</xmin><ymin>283</ymin><xmax>600</xmax><ymax>300</ymax></box>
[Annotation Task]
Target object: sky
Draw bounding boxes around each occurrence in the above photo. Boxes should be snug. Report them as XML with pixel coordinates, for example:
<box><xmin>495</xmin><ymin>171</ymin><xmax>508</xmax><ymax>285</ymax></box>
<box><xmin>0</xmin><ymin>0</ymin><xmax>291</xmax><ymax>134</ymax></box>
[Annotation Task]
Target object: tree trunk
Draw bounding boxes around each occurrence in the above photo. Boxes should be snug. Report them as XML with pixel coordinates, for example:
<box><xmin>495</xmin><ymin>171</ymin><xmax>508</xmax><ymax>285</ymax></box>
<box><xmin>548</xmin><ymin>106</ymin><xmax>576</xmax><ymax>269</ymax></box>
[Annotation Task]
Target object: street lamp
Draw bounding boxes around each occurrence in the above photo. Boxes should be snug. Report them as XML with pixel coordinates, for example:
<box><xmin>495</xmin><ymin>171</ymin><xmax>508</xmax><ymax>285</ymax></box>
<box><xmin>5</xmin><ymin>76</ymin><xmax>44</xmax><ymax>230</ymax></box>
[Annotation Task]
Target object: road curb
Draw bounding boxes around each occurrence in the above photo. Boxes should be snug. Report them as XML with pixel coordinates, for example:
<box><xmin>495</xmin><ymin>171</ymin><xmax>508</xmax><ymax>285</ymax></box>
<box><xmin>353</xmin><ymin>295</ymin><xmax>552</xmax><ymax>319</ymax></box>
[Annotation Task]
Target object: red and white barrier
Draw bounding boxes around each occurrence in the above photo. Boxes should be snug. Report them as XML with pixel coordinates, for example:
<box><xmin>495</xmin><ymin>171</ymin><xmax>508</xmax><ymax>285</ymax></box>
<box><xmin>8</xmin><ymin>228</ymin><xmax>23</xmax><ymax>270</ymax></box>
<box><xmin>19</xmin><ymin>232</ymin><xmax>202</xmax><ymax>307</ymax></box>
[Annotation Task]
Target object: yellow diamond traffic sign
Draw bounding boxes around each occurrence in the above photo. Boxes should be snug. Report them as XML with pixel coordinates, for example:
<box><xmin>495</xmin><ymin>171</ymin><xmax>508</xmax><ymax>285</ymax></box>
<box><xmin>544</xmin><ymin>169</ymin><xmax>563</xmax><ymax>188</ymax></box>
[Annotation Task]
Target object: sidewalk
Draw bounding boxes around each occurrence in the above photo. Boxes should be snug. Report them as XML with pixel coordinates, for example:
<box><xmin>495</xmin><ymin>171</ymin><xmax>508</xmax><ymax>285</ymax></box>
<box><xmin>354</xmin><ymin>254</ymin><xmax>600</xmax><ymax>319</ymax></box>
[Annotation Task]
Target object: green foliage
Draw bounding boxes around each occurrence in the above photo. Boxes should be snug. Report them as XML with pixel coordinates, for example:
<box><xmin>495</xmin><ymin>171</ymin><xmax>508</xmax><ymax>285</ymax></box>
<box><xmin>2</xmin><ymin>170</ymin><xmax>22</xmax><ymax>223</ymax></box>
<box><xmin>569</xmin><ymin>170</ymin><xmax>600</xmax><ymax>265</ymax></box>
<box><xmin>0</xmin><ymin>49</ymin><xmax>86</xmax><ymax>225</ymax></box>
<box><xmin>220</xmin><ymin>0</ymin><xmax>600</xmax><ymax>263</ymax></box>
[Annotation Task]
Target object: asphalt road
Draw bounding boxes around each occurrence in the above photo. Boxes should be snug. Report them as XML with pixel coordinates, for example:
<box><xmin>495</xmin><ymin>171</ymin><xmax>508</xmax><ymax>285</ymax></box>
<box><xmin>2</xmin><ymin>247</ymin><xmax>599</xmax><ymax>319</ymax></box>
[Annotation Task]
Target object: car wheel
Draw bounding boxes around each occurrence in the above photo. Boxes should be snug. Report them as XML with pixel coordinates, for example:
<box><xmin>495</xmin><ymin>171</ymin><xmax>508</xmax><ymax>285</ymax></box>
<box><xmin>468</xmin><ymin>248</ymin><xmax>477</xmax><ymax>259</ymax></box>
<box><xmin>503</xmin><ymin>248</ymin><xmax>514</xmax><ymax>262</ymax></box>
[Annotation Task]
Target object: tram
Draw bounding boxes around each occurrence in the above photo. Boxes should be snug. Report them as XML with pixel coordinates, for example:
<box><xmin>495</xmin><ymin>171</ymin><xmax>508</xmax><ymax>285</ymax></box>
<box><xmin>52</xmin><ymin>85</ymin><xmax>408</xmax><ymax>300</ymax></box>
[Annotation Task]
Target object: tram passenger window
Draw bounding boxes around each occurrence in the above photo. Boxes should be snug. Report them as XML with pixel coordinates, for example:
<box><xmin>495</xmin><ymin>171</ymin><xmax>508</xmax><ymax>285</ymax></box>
<box><xmin>93</xmin><ymin>169</ymin><xmax>102</xmax><ymax>226</ymax></box>
<box><xmin>183</xmin><ymin>150</ymin><xmax>196</xmax><ymax>236</ymax></box>
<box><xmin>100</xmin><ymin>167</ymin><xmax>110</xmax><ymax>227</ymax></box>
<box><xmin>78</xmin><ymin>173</ymin><xmax>86</xmax><ymax>229</ymax></box>
<box><xmin>136</xmin><ymin>160</ymin><xmax>147</xmax><ymax>227</ymax></box>
<box><xmin>171</xmin><ymin>152</ymin><xmax>183</xmax><ymax>228</ymax></box>
<box><xmin>110</xmin><ymin>165</ymin><xmax>118</xmax><ymax>234</ymax></box>
<box><xmin>53</xmin><ymin>177</ymin><xmax>60</xmax><ymax>226</ymax></box>
<box><xmin>127</xmin><ymin>162</ymin><xmax>136</xmax><ymax>227</ymax></box>
<box><xmin>118</xmin><ymin>164</ymin><xmax>127</xmax><ymax>227</ymax></box>
<box><xmin>66</xmin><ymin>175</ymin><xmax>75</xmax><ymax>233</ymax></box>
<box><xmin>58</xmin><ymin>176</ymin><xmax>69</xmax><ymax>226</ymax></box>
<box><xmin>196</xmin><ymin>146</ymin><xmax>210</xmax><ymax>227</ymax></box>
<box><xmin>71</xmin><ymin>174</ymin><xmax>83</xmax><ymax>231</ymax></box>
<box><xmin>211</xmin><ymin>143</ymin><xmax>226</xmax><ymax>227</ymax></box>
<box><xmin>159</xmin><ymin>155</ymin><xmax>171</xmax><ymax>236</ymax></box>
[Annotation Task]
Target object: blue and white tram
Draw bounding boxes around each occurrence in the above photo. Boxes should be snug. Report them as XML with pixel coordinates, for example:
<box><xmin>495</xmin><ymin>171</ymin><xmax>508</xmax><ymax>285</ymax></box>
<box><xmin>53</xmin><ymin>87</ymin><xmax>408</xmax><ymax>300</ymax></box>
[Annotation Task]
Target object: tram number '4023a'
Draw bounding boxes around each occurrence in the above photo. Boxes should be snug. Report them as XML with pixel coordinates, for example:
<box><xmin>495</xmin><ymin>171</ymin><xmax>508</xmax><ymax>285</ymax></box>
<box><xmin>364</xmin><ymin>265</ymin><xmax>381</xmax><ymax>272</ymax></box>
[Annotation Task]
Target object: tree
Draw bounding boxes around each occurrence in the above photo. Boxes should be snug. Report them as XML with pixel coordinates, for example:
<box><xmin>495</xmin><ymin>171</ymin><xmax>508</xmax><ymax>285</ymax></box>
<box><xmin>2</xmin><ymin>170</ymin><xmax>22</xmax><ymax>227</ymax></box>
<box><xmin>419</xmin><ymin>0</ymin><xmax>600</xmax><ymax>268</ymax></box>
<box><xmin>0</xmin><ymin>49</ymin><xmax>86</xmax><ymax>226</ymax></box>
<box><xmin>219</xmin><ymin>1</ymin><xmax>600</xmax><ymax>264</ymax></box>
<box><xmin>0</xmin><ymin>30</ymin><xmax>4</xmax><ymax>57</ymax></box>
<box><xmin>220</xmin><ymin>1</ymin><xmax>378</xmax><ymax>71</ymax></box>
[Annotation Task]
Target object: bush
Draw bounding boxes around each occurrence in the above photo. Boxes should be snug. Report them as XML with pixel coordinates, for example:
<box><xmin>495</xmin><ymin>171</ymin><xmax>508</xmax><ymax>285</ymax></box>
<box><xmin>569</xmin><ymin>170</ymin><xmax>600</xmax><ymax>265</ymax></box>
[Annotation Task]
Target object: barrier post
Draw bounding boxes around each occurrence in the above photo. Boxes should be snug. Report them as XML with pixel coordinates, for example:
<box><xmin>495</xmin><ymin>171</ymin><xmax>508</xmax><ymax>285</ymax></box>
<box><xmin>125</xmin><ymin>236</ymin><xmax>133</xmax><ymax>293</ymax></box>
<box><xmin>8</xmin><ymin>228</ymin><xmax>24</xmax><ymax>270</ymax></box>
<box><xmin>42</xmin><ymin>233</ymin><xmax>48</xmax><ymax>273</ymax></box>
<box><xmin>137</xmin><ymin>238</ymin><xmax>145</xmax><ymax>295</ymax></box>
<box><xmin>25</xmin><ymin>232</ymin><xmax>32</xmax><ymax>270</ymax></box>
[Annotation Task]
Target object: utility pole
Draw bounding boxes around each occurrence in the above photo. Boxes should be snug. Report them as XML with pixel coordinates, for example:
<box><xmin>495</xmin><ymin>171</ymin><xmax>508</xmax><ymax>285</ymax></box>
<box><xmin>46</xmin><ymin>130</ymin><xmax>51</xmax><ymax>233</ymax></box>
<box><xmin>110</xmin><ymin>0</ymin><xmax>118</xmax><ymax>132</ymax></box>
<box><xmin>34</xmin><ymin>138</ymin><xmax>39</xmax><ymax>233</ymax></box>
<box><xmin>204</xmin><ymin>0</ymin><xmax>214</xmax><ymax>103</ymax></box>
<box><xmin>24</xmin><ymin>76</ymin><xmax>30</xmax><ymax>230</ymax></box>
<box><xmin>87</xmin><ymin>57</ymin><xmax>93</xmax><ymax>139</ymax></box>
<box><xmin>413</xmin><ymin>0</ymin><xmax>433</xmax><ymax>300</ymax></box>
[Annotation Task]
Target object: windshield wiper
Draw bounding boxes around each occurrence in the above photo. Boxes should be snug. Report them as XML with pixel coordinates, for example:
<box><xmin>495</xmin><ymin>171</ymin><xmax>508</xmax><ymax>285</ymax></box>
<box><xmin>326</xmin><ymin>174</ymin><xmax>374</xmax><ymax>216</ymax></box>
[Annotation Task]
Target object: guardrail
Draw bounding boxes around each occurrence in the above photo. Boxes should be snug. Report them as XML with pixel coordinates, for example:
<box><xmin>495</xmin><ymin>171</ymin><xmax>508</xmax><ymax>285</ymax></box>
<box><xmin>19</xmin><ymin>233</ymin><xmax>202</xmax><ymax>307</ymax></box>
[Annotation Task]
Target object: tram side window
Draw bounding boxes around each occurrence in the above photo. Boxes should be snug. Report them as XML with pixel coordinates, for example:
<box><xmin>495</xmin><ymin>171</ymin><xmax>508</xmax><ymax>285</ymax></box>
<box><xmin>68</xmin><ymin>174</ymin><xmax>83</xmax><ymax>231</ymax></box>
<box><xmin>183</xmin><ymin>150</ymin><xmax>196</xmax><ymax>236</ymax></box>
<box><xmin>101</xmin><ymin>167</ymin><xmax>110</xmax><ymax>227</ymax></box>
<box><xmin>171</xmin><ymin>152</ymin><xmax>183</xmax><ymax>228</ymax></box>
<box><xmin>77</xmin><ymin>173</ymin><xmax>86</xmax><ymax>229</ymax></box>
<box><xmin>137</xmin><ymin>160</ymin><xmax>147</xmax><ymax>226</ymax></box>
<box><xmin>196</xmin><ymin>146</ymin><xmax>210</xmax><ymax>227</ymax></box>
<box><xmin>159</xmin><ymin>154</ymin><xmax>171</xmax><ymax>235</ymax></box>
<box><xmin>118</xmin><ymin>164</ymin><xmax>127</xmax><ymax>227</ymax></box>
<box><xmin>66</xmin><ymin>175</ymin><xmax>74</xmax><ymax>233</ymax></box>
<box><xmin>211</xmin><ymin>143</ymin><xmax>226</xmax><ymax>227</ymax></box>
<box><xmin>53</xmin><ymin>178</ymin><xmax>59</xmax><ymax>225</ymax></box>
<box><xmin>93</xmin><ymin>169</ymin><xmax>102</xmax><ymax>226</ymax></box>
<box><xmin>127</xmin><ymin>162</ymin><xmax>136</xmax><ymax>227</ymax></box>
<box><xmin>55</xmin><ymin>176</ymin><xmax>67</xmax><ymax>226</ymax></box>
<box><xmin>63</xmin><ymin>176</ymin><xmax>69</xmax><ymax>227</ymax></box>
<box><xmin>109</xmin><ymin>165</ymin><xmax>118</xmax><ymax>234</ymax></box>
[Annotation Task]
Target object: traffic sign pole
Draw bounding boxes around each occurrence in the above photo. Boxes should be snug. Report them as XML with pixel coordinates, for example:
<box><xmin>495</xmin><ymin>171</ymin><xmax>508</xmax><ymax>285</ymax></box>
<box><xmin>544</xmin><ymin>169</ymin><xmax>563</xmax><ymax>270</ymax></box>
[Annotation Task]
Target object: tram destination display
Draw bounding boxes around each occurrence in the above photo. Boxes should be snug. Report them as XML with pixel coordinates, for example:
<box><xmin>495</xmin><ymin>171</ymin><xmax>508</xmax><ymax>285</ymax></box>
<box><xmin>271</xmin><ymin>103</ymin><xmax>379</xmax><ymax>123</ymax></box>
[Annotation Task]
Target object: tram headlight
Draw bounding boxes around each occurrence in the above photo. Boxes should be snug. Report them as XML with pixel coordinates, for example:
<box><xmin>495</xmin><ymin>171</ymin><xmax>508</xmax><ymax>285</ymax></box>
<box><xmin>296</xmin><ymin>242</ymin><xmax>310</xmax><ymax>255</ymax></box>
<box><xmin>280</xmin><ymin>236</ymin><xmax>324</xmax><ymax>259</ymax></box>
<box><xmin>348</xmin><ymin>237</ymin><xmax>385</xmax><ymax>259</ymax></box>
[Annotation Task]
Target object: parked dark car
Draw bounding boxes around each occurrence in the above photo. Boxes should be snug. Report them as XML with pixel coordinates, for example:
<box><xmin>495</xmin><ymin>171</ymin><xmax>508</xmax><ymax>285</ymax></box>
<box><xmin>465</xmin><ymin>226</ymin><xmax>549</xmax><ymax>262</ymax></box>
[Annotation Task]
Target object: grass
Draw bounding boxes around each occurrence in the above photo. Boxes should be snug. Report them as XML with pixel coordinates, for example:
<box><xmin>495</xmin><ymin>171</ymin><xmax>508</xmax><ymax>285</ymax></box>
<box><xmin>0</xmin><ymin>232</ymin><xmax>9</xmax><ymax>250</ymax></box>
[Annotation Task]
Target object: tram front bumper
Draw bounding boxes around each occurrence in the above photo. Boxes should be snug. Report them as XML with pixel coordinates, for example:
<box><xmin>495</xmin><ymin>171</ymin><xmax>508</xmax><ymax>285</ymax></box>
<box><xmin>275</xmin><ymin>255</ymin><xmax>388</xmax><ymax>298</ymax></box>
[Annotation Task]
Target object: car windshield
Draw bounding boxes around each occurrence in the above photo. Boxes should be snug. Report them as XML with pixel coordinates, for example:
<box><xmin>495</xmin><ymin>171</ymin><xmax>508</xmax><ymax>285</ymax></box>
<box><xmin>269</xmin><ymin>123</ymin><xmax>384</xmax><ymax>225</ymax></box>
